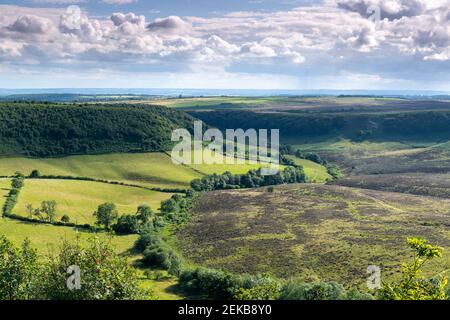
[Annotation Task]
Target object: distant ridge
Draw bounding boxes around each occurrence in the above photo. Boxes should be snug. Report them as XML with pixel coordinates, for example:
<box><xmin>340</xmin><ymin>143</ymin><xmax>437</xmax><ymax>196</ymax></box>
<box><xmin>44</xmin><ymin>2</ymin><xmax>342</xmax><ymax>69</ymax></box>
<box><xmin>0</xmin><ymin>88</ymin><xmax>449</xmax><ymax>98</ymax></box>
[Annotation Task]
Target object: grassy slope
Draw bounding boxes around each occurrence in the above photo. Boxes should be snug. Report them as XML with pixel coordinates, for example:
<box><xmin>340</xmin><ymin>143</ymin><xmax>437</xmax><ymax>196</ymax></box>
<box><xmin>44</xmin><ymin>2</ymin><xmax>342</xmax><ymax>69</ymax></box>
<box><xmin>0</xmin><ymin>152</ymin><xmax>278</xmax><ymax>189</ymax></box>
<box><xmin>0</xmin><ymin>153</ymin><xmax>200</xmax><ymax>189</ymax></box>
<box><xmin>176</xmin><ymin>184</ymin><xmax>450</xmax><ymax>287</ymax></box>
<box><xmin>0</xmin><ymin>179</ymin><xmax>137</xmax><ymax>254</ymax></box>
<box><xmin>0</xmin><ymin>179</ymin><xmax>183</xmax><ymax>299</ymax></box>
<box><xmin>0</xmin><ymin>217</ymin><xmax>138</xmax><ymax>255</ymax></box>
<box><xmin>15</xmin><ymin>179</ymin><xmax>174</xmax><ymax>225</ymax></box>
<box><xmin>284</xmin><ymin>156</ymin><xmax>331</xmax><ymax>183</ymax></box>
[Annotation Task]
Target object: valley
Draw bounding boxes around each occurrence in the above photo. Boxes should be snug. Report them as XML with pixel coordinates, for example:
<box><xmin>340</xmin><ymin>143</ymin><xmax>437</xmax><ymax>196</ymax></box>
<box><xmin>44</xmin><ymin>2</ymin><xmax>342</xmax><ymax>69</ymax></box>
<box><xmin>0</xmin><ymin>96</ymin><xmax>450</xmax><ymax>300</ymax></box>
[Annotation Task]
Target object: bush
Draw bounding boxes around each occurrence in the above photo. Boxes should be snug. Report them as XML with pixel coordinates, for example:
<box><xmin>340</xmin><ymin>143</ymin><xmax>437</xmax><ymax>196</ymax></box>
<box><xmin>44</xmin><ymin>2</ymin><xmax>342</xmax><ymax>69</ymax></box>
<box><xmin>280</xmin><ymin>279</ymin><xmax>347</xmax><ymax>300</ymax></box>
<box><xmin>0</xmin><ymin>237</ymin><xmax>39</xmax><ymax>300</ymax></box>
<box><xmin>134</xmin><ymin>224</ymin><xmax>162</xmax><ymax>252</ymax></box>
<box><xmin>179</xmin><ymin>268</ymin><xmax>241</xmax><ymax>300</ymax></box>
<box><xmin>326</xmin><ymin>164</ymin><xmax>342</xmax><ymax>179</ymax></box>
<box><xmin>37</xmin><ymin>237</ymin><xmax>152</xmax><ymax>300</ymax></box>
<box><xmin>142</xmin><ymin>245</ymin><xmax>183</xmax><ymax>276</ymax></box>
<box><xmin>2</xmin><ymin>174</ymin><xmax>24</xmax><ymax>216</ymax></box>
<box><xmin>379</xmin><ymin>237</ymin><xmax>448</xmax><ymax>300</ymax></box>
<box><xmin>112</xmin><ymin>215</ymin><xmax>140</xmax><ymax>234</ymax></box>
<box><xmin>29</xmin><ymin>170</ymin><xmax>41</xmax><ymax>178</ymax></box>
<box><xmin>345</xmin><ymin>287</ymin><xmax>375</xmax><ymax>300</ymax></box>
<box><xmin>234</xmin><ymin>282</ymin><xmax>281</xmax><ymax>300</ymax></box>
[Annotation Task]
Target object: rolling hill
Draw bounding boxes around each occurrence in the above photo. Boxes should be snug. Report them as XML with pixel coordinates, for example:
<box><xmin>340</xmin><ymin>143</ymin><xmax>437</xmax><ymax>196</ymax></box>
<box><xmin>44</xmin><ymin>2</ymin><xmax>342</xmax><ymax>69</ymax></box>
<box><xmin>0</xmin><ymin>102</ymin><xmax>196</xmax><ymax>157</ymax></box>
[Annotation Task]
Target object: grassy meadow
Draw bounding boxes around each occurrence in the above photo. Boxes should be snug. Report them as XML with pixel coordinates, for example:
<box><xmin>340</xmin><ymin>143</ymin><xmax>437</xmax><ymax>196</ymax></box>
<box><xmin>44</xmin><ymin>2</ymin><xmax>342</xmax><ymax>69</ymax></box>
<box><xmin>0</xmin><ymin>153</ymin><xmax>200</xmax><ymax>189</ymax></box>
<box><xmin>0</xmin><ymin>152</ymin><xmax>277</xmax><ymax>190</ymax></box>
<box><xmin>14</xmin><ymin>179</ymin><xmax>174</xmax><ymax>225</ymax></box>
<box><xmin>0</xmin><ymin>217</ymin><xmax>138</xmax><ymax>255</ymax></box>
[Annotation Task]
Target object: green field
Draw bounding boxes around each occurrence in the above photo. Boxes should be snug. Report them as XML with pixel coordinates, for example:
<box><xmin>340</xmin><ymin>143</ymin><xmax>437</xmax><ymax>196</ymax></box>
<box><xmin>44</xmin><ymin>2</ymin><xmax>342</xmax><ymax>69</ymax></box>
<box><xmin>152</xmin><ymin>97</ymin><xmax>283</xmax><ymax>109</ymax></box>
<box><xmin>0</xmin><ymin>178</ymin><xmax>10</xmax><ymax>213</ymax></box>
<box><xmin>0</xmin><ymin>217</ymin><xmax>137</xmax><ymax>255</ymax></box>
<box><xmin>14</xmin><ymin>179</ymin><xmax>174</xmax><ymax>225</ymax></box>
<box><xmin>284</xmin><ymin>156</ymin><xmax>331</xmax><ymax>183</ymax></box>
<box><xmin>0</xmin><ymin>152</ymin><xmax>279</xmax><ymax>190</ymax></box>
<box><xmin>0</xmin><ymin>153</ymin><xmax>200</xmax><ymax>189</ymax></box>
<box><xmin>0</xmin><ymin>178</ymin><xmax>138</xmax><ymax>254</ymax></box>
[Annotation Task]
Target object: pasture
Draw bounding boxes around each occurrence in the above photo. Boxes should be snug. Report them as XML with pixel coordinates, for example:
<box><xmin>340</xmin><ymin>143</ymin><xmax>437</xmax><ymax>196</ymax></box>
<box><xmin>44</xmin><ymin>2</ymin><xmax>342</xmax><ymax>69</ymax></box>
<box><xmin>0</xmin><ymin>152</ymin><xmax>276</xmax><ymax>190</ymax></box>
<box><xmin>0</xmin><ymin>217</ymin><xmax>137</xmax><ymax>255</ymax></box>
<box><xmin>14</xmin><ymin>179</ymin><xmax>174</xmax><ymax>225</ymax></box>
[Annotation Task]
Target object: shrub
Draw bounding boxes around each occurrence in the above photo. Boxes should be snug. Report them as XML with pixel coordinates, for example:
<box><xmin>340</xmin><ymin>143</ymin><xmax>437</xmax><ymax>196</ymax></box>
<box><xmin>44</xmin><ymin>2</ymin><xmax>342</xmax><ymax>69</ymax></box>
<box><xmin>280</xmin><ymin>279</ymin><xmax>347</xmax><ymax>300</ymax></box>
<box><xmin>234</xmin><ymin>282</ymin><xmax>281</xmax><ymax>300</ymax></box>
<box><xmin>142</xmin><ymin>245</ymin><xmax>182</xmax><ymax>276</ymax></box>
<box><xmin>29</xmin><ymin>170</ymin><xmax>41</xmax><ymax>178</ymax></box>
<box><xmin>112</xmin><ymin>215</ymin><xmax>140</xmax><ymax>234</ymax></box>
<box><xmin>179</xmin><ymin>268</ymin><xmax>241</xmax><ymax>300</ymax></box>
<box><xmin>345</xmin><ymin>287</ymin><xmax>375</xmax><ymax>300</ymax></box>
<box><xmin>37</xmin><ymin>237</ymin><xmax>152</xmax><ymax>300</ymax></box>
<box><xmin>134</xmin><ymin>224</ymin><xmax>162</xmax><ymax>252</ymax></box>
<box><xmin>379</xmin><ymin>237</ymin><xmax>448</xmax><ymax>300</ymax></box>
<box><xmin>0</xmin><ymin>237</ymin><xmax>39</xmax><ymax>300</ymax></box>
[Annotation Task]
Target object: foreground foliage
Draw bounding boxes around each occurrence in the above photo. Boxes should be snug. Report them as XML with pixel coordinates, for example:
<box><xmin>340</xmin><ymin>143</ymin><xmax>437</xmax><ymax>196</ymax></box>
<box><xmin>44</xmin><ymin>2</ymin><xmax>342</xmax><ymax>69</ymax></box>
<box><xmin>380</xmin><ymin>237</ymin><xmax>448</xmax><ymax>300</ymax></box>
<box><xmin>0</xmin><ymin>235</ymin><xmax>152</xmax><ymax>300</ymax></box>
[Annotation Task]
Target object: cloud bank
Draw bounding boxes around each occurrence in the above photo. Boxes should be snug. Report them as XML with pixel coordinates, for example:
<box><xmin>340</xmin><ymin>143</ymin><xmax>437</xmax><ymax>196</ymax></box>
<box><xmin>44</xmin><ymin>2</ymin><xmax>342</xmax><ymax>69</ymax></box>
<box><xmin>0</xmin><ymin>0</ymin><xmax>449</xmax><ymax>89</ymax></box>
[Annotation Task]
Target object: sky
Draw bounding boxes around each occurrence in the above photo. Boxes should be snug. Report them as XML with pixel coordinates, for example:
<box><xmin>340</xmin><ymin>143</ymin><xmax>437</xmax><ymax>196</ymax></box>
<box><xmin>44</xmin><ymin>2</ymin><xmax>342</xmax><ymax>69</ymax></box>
<box><xmin>0</xmin><ymin>0</ymin><xmax>449</xmax><ymax>90</ymax></box>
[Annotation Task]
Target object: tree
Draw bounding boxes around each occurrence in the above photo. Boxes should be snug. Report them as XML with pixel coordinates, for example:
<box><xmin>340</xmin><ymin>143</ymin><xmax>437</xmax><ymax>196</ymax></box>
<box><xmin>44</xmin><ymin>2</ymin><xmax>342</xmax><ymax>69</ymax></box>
<box><xmin>41</xmin><ymin>200</ymin><xmax>57</xmax><ymax>223</ymax></box>
<box><xmin>36</xmin><ymin>237</ymin><xmax>153</xmax><ymax>300</ymax></box>
<box><xmin>93</xmin><ymin>202</ymin><xmax>118</xmax><ymax>229</ymax></box>
<box><xmin>112</xmin><ymin>215</ymin><xmax>140</xmax><ymax>234</ymax></box>
<box><xmin>0</xmin><ymin>237</ymin><xmax>39</xmax><ymax>300</ymax></box>
<box><xmin>61</xmin><ymin>215</ymin><xmax>70</xmax><ymax>223</ymax></box>
<box><xmin>29</xmin><ymin>170</ymin><xmax>41</xmax><ymax>178</ymax></box>
<box><xmin>380</xmin><ymin>237</ymin><xmax>448</xmax><ymax>300</ymax></box>
<box><xmin>34</xmin><ymin>208</ymin><xmax>43</xmax><ymax>220</ymax></box>
<box><xmin>136</xmin><ymin>204</ymin><xmax>153</xmax><ymax>224</ymax></box>
<box><xmin>25</xmin><ymin>203</ymin><xmax>34</xmax><ymax>218</ymax></box>
<box><xmin>160</xmin><ymin>198</ymin><xmax>179</xmax><ymax>215</ymax></box>
<box><xmin>11</xmin><ymin>172</ymin><xmax>25</xmax><ymax>189</ymax></box>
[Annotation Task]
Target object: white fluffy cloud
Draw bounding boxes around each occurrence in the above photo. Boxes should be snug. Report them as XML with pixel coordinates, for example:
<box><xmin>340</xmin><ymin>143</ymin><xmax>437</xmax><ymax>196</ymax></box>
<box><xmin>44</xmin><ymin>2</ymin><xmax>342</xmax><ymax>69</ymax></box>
<box><xmin>0</xmin><ymin>1</ymin><xmax>449</xmax><ymax>88</ymax></box>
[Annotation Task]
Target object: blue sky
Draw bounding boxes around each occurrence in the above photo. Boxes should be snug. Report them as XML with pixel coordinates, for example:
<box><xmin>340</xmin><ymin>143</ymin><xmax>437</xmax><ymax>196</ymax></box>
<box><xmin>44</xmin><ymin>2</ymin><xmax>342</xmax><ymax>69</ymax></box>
<box><xmin>0</xmin><ymin>0</ymin><xmax>449</xmax><ymax>90</ymax></box>
<box><xmin>4</xmin><ymin>0</ymin><xmax>317</xmax><ymax>17</ymax></box>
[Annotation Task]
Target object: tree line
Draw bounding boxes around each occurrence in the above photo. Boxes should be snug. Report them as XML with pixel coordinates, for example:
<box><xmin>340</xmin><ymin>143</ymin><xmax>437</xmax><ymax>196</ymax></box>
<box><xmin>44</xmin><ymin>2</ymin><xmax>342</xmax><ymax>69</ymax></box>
<box><xmin>189</xmin><ymin>109</ymin><xmax>450</xmax><ymax>141</ymax></box>
<box><xmin>190</xmin><ymin>167</ymin><xmax>306</xmax><ymax>192</ymax></box>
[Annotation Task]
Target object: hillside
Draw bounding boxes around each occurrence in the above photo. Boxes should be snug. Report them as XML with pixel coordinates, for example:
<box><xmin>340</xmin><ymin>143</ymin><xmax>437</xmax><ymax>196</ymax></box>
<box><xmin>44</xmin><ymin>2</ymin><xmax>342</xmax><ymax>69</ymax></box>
<box><xmin>0</xmin><ymin>152</ymin><xmax>279</xmax><ymax>189</ymax></box>
<box><xmin>176</xmin><ymin>184</ymin><xmax>450</xmax><ymax>286</ymax></box>
<box><xmin>189</xmin><ymin>108</ymin><xmax>450</xmax><ymax>142</ymax></box>
<box><xmin>0</xmin><ymin>102</ymin><xmax>195</xmax><ymax>157</ymax></box>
